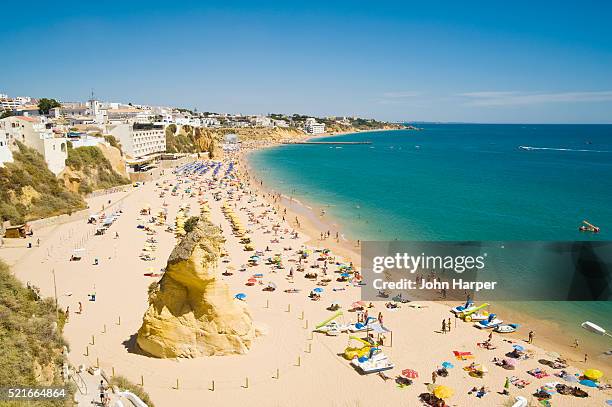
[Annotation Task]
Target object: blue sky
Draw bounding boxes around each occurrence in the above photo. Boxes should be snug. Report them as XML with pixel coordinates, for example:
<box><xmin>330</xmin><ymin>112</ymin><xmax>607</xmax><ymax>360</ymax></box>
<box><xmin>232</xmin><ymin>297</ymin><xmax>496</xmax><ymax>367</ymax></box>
<box><xmin>2</xmin><ymin>1</ymin><xmax>612</xmax><ymax>123</ymax></box>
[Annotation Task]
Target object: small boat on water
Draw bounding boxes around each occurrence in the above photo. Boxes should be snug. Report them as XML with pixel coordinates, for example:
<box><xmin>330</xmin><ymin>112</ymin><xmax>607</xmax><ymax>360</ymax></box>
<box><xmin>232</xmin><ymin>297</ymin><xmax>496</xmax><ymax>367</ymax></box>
<box><xmin>579</xmin><ymin>220</ymin><xmax>600</xmax><ymax>233</ymax></box>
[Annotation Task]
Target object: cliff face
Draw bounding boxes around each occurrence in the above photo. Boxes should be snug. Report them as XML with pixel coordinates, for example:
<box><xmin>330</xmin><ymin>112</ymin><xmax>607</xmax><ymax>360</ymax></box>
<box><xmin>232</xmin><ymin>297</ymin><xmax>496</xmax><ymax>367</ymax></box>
<box><xmin>61</xmin><ymin>145</ymin><xmax>129</xmax><ymax>195</ymax></box>
<box><xmin>136</xmin><ymin>218</ymin><xmax>257</xmax><ymax>358</ymax></box>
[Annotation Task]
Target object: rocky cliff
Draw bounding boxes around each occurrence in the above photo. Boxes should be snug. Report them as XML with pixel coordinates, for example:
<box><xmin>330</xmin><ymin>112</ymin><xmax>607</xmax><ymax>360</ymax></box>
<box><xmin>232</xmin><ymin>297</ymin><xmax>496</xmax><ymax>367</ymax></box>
<box><xmin>136</xmin><ymin>217</ymin><xmax>257</xmax><ymax>358</ymax></box>
<box><xmin>61</xmin><ymin>144</ymin><xmax>129</xmax><ymax>194</ymax></box>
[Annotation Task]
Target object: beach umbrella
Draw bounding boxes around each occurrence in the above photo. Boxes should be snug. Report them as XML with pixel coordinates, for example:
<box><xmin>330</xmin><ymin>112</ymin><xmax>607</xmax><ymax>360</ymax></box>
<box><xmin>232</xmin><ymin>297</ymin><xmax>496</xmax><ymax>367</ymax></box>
<box><xmin>247</xmin><ymin>278</ymin><xmax>257</xmax><ymax>283</ymax></box>
<box><xmin>579</xmin><ymin>379</ymin><xmax>598</xmax><ymax>388</ymax></box>
<box><xmin>313</xmin><ymin>287</ymin><xmax>323</xmax><ymax>293</ymax></box>
<box><xmin>433</xmin><ymin>385</ymin><xmax>454</xmax><ymax>399</ymax></box>
<box><xmin>441</xmin><ymin>362</ymin><xmax>454</xmax><ymax>369</ymax></box>
<box><xmin>512</xmin><ymin>345</ymin><xmax>525</xmax><ymax>352</ymax></box>
<box><xmin>235</xmin><ymin>293</ymin><xmax>246</xmax><ymax>300</ymax></box>
<box><xmin>583</xmin><ymin>369</ymin><xmax>603</xmax><ymax>380</ymax></box>
<box><xmin>401</xmin><ymin>369</ymin><xmax>418</xmax><ymax>379</ymax></box>
<box><xmin>473</xmin><ymin>364</ymin><xmax>488</xmax><ymax>373</ymax></box>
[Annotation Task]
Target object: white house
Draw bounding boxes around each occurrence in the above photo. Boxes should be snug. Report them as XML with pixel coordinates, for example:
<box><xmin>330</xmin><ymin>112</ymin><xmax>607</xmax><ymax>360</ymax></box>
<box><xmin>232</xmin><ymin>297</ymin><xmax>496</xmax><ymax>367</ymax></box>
<box><xmin>0</xmin><ymin>116</ymin><xmax>68</xmax><ymax>174</ymax></box>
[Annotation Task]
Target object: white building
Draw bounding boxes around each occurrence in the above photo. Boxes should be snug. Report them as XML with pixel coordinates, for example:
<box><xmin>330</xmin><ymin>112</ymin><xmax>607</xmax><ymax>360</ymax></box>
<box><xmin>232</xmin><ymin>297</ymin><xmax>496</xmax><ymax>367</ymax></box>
<box><xmin>0</xmin><ymin>95</ymin><xmax>30</xmax><ymax>110</ymax></box>
<box><xmin>272</xmin><ymin>119</ymin><xmax>289</xmax><ymax>127</ymax></box>
<box><xmin>0</xmin><ymin>116</ymin><xmax>68</xmax><ymax>174</ymax></box>
<box><xmin>252</xmin><ymin>116</ymin><xmax>273</xmax><ymax>127</ymax></box>
<box><xmin>0</xmin><ymin>132</ymin><xmax>13</xmax><ymax>166</ymax></box>
<box><xmin>304</xmin><ymin>118</ymin><xmax>325</xmax><ymax>134</ymax></box>
<box><xmin>109</xmin><ymin>123</ymin><xmax>166</xmax><ymax>159</ymax></box>
<box><xmin>201</xmin><ymin>117</ymin><xmax>220</xmax><ymax>127</ymax></box>
<box><xmin>69</xmin><ymin>134</ymin><xmax>108</xmax><ymax>149</ymax></box>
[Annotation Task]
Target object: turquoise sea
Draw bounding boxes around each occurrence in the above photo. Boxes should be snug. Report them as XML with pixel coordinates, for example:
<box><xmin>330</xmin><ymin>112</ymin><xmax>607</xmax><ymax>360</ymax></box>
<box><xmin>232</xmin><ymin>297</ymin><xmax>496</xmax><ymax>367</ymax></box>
<box><xmin>248</xmin><ymin>124</ymin><xmax>612</xmax><ymax>357</ymax></box>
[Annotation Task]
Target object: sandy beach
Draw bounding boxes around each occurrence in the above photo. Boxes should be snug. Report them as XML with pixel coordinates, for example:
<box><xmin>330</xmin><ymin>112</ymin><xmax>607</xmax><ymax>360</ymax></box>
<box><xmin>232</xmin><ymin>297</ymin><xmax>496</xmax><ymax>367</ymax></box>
<box><xmin>2</xmin><ymin>150</ymin><xmax>611</xmax><ymax>407</ymax></box>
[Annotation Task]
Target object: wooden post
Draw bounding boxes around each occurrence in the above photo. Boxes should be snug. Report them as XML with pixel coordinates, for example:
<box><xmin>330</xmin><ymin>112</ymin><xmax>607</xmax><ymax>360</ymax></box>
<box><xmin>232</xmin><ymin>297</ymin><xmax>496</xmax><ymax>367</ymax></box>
<box><xmin>307</xmin><ymin>343</ymin><xmax>312</xmax><ymax>353</ymax></box>
<box><xmin>117</xmin><ymin>316</ymin><xmax>121</xmax><ymax>325</ymax></box>
<box><xmin>84</xmin><ymin>346</ymin><xmax>89</xmax><ymax>356</ymax></box>
<box><xmin>140</xmin><ymin>375</ymin><xmax>144</xmax><ymax>386</ymax></box>
<box><xmin>211</xmin><ymin>380</ymin><xmax>215</xmax><ymax>391</ymax></box>
<box><xmin>297</xmin><ymin>356</ymin><xmax>301</xmax><ymax>366</ymax></box>
<box><xmin>275</xmin><ymin>368</ymin><xmax>279</xmax><ymax>379</ymax></box>
<box><xmin>265</xmin><ymin>299</ymin><xmax>269</xmax><ymax>308</ymax></box>
<box><xmin>300</xmin><ymin>311</ymin><xmax>304</xmax><ymax>320</ymax></box>
<box><xmin>390</xmin><ymin>331</ymin><xmax>393</xmax><ymax>347</ymax></box>
<box><xmin>96</xmin><ymin>357</ymin><xmax>99</xmax><ymax>368</ymax></box>
<box><xmin>245</xmin><ymin>377</ymin><xmax>249</xmax><ymax>388</ymax></box>
<box><xmin>103</xmin><ymin>324</ymin><xmax>106</xmax><ymax>333</ymax></box>
<box><xmin>175</xmin><ymin>378</ymin><xmax>179</xmax><ymax>390</ymax></box>
<box><xmin>286</xmin><ymin>304</ymin><xmax>291</xmax><ymax>312</ymax></box>
<box><xmin>304</xmin><ymin>320</ymin><xmax>308</xmax><ymax>329</ymax></box>
<box><xmin>91</xmin><ymin>335</ymin><xmax>95</xmax><ymax>345</ymax></box>
<box><xmin>112</xmin><ymin>367</ymin><xmax>115</xmax><ymax>377</ymax></box>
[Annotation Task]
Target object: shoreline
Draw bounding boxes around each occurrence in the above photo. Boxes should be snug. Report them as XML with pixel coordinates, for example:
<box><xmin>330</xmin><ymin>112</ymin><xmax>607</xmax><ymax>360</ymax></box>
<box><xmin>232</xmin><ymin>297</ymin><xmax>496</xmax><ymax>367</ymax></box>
<box><xmin>241</xmin><ymin>131</ymin><xmax>612</xmax><ymax>371</ymax></box>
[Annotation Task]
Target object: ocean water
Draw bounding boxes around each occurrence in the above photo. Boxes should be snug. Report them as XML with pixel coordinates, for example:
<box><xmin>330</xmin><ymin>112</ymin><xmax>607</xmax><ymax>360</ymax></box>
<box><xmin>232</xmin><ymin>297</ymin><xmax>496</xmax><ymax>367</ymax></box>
<box><xmin>248</xmin><ymin>124</ymin><xmax>612</xmax><ymax>354</ymax></box>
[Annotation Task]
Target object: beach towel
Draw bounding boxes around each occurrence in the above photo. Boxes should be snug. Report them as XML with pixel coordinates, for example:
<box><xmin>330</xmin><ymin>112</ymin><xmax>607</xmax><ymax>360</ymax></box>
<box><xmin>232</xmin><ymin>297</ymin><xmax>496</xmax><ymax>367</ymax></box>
<box><xmin>528</xmin><ymin>368</ymin><xmax>550</xmax><ymax>379</ymax></box>
<box><xmin>509</xmin><ymin>376</ymin><xmax>531</xmax><ymax>389</ymax></box>
<box><xmin>453</xmin><ymin>351</ymin><xmax>474</xmax><ymax>361</ymax></box>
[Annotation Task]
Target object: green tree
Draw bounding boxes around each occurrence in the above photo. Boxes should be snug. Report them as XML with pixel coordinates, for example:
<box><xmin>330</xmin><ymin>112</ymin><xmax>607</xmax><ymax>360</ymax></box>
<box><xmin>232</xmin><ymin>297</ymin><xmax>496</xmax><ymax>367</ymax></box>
<box><xmin>37</xmin><ymin>98</ymin><xmax>61</xmax><ymax>115</ymax></box>
<box><xmin>0</xmin><ymin>109</ymin><xmax>12</xmax><ymax>119</ymax></box>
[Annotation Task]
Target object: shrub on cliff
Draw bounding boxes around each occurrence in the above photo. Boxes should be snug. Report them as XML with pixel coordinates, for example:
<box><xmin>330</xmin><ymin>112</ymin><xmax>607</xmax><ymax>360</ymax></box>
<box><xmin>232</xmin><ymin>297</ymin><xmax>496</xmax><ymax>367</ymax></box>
<box><xmin>0</xmin><ymin>260</ymin><xmax>75</xmax><ymax>405</ymax></box>
<box><xmin>0</xmin><ymin>142</ymin><xmax>86</xmax><ymax>224</ymax></box>
<box><xmin>66</xmin><ymin>146</ymin><xmax>130</xmax><ymax>191</ymax></box>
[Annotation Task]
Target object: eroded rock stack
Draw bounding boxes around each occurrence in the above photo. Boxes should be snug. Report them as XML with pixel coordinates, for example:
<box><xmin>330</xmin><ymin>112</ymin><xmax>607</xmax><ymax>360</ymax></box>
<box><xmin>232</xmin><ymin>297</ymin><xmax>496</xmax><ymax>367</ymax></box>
<box><xmin>136</xmin><ymin>217</ymin><xmax>256</xmax><ymax>357</ymax></box>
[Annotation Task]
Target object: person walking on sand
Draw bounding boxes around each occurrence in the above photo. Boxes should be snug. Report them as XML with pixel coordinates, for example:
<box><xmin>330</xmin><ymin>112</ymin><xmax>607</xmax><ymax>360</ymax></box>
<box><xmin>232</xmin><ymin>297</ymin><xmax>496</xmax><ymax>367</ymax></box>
<box><xmin>431</xmin><ymin>370</ymin><xmax>437</xmax><ymax>384</ymax></box>
<box><xmin>584</xmin><ymin>353</ymin><xmax>588</xmax><ymax>363</ymax></box>
<box><xmin>441</xmin><ymin>319</ymin><xmax>447</xmax><ymax>334</ymax></box>
<box><xmin>528</xmin><ymin>330</ymin><xmax>534</xmax><ymax>344</ymax></box>
<box><xmin>573</xmin><ymin>339</ymin><xmax>579</xmax><ymax>348</ymax></box>
<box><xmin>78</xmin><ymin>302</ymin><xmax>83</xmax><ymax>314</ymax></box>
<box><xmin>447</xmin><ymin>318</ymin><xmax>452</xmax><ymax>332</ymax></box>
<box><xmin>65</xmin><ymin>306</ymin><xmax>70</xmax><ymax>322</ymax></box>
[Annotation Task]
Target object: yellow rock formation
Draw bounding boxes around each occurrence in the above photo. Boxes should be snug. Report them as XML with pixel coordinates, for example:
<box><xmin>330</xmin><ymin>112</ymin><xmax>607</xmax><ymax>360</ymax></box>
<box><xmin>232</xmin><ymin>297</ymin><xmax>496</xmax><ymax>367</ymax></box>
<box><xmin>136</xmin><ymin>217</ymin><xmax>257</xmax><ymax>358</ymax></box>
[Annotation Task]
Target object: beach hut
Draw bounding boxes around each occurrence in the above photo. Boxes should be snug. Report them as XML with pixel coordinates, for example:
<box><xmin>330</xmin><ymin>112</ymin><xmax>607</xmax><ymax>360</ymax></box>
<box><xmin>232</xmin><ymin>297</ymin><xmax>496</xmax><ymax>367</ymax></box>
<box><xmin>4</xmin><ymin>224</ymin><xmax>29</xmax><ymax>238</ymax></box>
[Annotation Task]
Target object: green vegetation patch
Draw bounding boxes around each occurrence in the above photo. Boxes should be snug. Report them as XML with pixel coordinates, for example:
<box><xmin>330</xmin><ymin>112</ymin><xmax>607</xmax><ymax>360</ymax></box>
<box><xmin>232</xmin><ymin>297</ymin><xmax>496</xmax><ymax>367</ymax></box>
<box><xmin>0</xmin><ymin>260</ymin><xmax>75</xmax><ymax>406</ymax></box>
<box><xmin>0</xmin><ymin>142</ymin><xmax>86</xmax><ymax>224</ymax></box>
<box><xmin>65</xmin><ymin>146</ymin><xmax>130</xmax><ymax>194</ymax></box>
